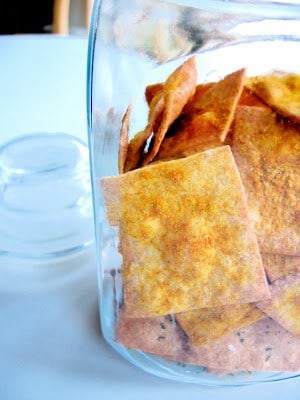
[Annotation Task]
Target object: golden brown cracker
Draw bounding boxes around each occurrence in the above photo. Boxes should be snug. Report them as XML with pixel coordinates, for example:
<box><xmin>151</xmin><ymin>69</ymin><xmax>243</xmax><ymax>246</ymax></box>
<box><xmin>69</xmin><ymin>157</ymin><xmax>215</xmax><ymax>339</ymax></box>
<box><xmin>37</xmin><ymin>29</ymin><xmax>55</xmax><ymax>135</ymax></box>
<box><xmin>145</xmin><ymin>82</ymin><xmax>164</xmax><ymax>105</ymax></box>
<box><xmin>231</xmin><ymin>106</ymin><xmax>300</xmax><ymax>255</ymax></box>
<box><xmin>154</xmin><ymin>113</ymin><xmax>225</xmax><ymax>162</ymax></box>
<box><xmin>124</xmin><ymin>95</ymin><xmax>164</xmax><ymax>172</ymax></box>
<box><xmin>124</xmin><ymin>57</ymin><xmax>197</xmax><ymax>171</ymax></box>
<box><xmin>181</xmin><ymin>82</ymin><xmax>214</xmax><ymax>115</ymax></box>
<box><xmin>101</xmin><ymin>146</ymin><xmax>270</xmax><ymax>318</ymax></box>
<box><xmin>238</xmin><ymin>87</ymin><xmax>268</xmax><ymax>108</ymax></box>
<box><xmin>176</xmin><ymin>303</ymin><xmax>265</xmax><ymax>347</ymax></box>
<box><xmin>141</xmin><ymin>56</ymin><xmax>197</xmax><ymax>166</ymax></box>
<box><xmin>188</xmin><ymin>68</ymin><xmax>246</xmax><ymax>142</ymax></box>
<box><xmin>246</xmin><ymin>73</ymin><xmax>300</xmax><ymax>124</ymax></box>
<box><xmin>154</xmin><ymin>69</ymin><xmax>246</xmax><ymax>162</ymax></box>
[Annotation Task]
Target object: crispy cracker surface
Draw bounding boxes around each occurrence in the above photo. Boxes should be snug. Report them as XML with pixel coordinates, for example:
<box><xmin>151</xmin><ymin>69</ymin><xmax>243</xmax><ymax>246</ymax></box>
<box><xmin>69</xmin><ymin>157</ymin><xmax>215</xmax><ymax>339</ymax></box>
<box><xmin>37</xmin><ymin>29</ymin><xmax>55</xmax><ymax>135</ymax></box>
<box><xmin>101</xmin><ymin>146</ymin><xmax>269</xmax><ymax>318</ymax></box>
<box><xmin>262</xmin><ymin>253</ymin><xmax>300</xmax><ymax>282</ymax></box>
<box><xmin>246</xmin><ymin>73</ymin><xmax>300</xmax><ymax>124</ymax></box>
<box><xmin>154</xmin><ymin>69</ymin><xmax>246</xmax><ymax>162</ymax></box>
<box><xmin>116</xmin><ymin>314</ymin><xmax>300</xmax><ymax>372</ymax></box>
<box><xmin>180</xmin><ymin>317</ymin><xmax>300</xmax><ymax>372</ymax></box>
<box><xmin>142</xmin><ymin>56</ymin><xmax>197</xmax><ymax>166</ymax></box>
<box><xmin>231</xmin><ymin>106</ymin><xmax>300</xmax><ymax>255</ymax></box>
<box><xmin>176</xmin><ymin>303</ymin><xmax>265</xmax><ymax>347</ymax></box>
<box><xmin>256</xmin><ymin>271</ymin><xmax>300</xmax><ymax>337</ymax></box>
<box><xmin>238</xmin><ymin>87</ymin><xmax>268</xmax><ymax>108</ymax></box>
<box><xmin>145</xmin><ymin>82</ymin><xmax>164</xmax><ymax>105</ymax></box>
<box><xmin>116</xmin><ymin>311</ymin><xmax>184</xmax><ymax>355</ymax></box>
<box><xmin>124</xmin><ymin>57</ymin><xmax>197</xmax><ymax>171</ymax></box>
<box><xmin>123</xmin><ymin>95</ymin><xmax>165</xmax><ymax>172</ymax></box>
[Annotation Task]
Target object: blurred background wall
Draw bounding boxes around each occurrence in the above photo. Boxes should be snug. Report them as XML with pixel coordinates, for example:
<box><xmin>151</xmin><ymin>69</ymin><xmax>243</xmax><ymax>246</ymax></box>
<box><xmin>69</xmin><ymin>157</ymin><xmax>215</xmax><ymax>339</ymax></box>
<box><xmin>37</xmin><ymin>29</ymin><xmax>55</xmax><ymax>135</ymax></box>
<box><xmin>0</xmin><ymin>0</ymin><xmax>91</xmax><ymax>35</ymax></box>
<box><xmin>0</xmin><ymin>0</ymin><xmax>54</xmax><ymax>34</ymax></box>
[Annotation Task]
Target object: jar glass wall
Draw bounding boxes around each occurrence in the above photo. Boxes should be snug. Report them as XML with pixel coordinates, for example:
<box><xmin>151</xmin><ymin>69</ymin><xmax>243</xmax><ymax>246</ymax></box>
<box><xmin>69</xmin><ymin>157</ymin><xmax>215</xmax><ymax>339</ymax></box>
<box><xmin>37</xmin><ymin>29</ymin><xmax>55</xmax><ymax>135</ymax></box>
<box><xmin>87</xmin><ymin>0</ymin><xmax>300</xmax><ymax>384</ymax></box>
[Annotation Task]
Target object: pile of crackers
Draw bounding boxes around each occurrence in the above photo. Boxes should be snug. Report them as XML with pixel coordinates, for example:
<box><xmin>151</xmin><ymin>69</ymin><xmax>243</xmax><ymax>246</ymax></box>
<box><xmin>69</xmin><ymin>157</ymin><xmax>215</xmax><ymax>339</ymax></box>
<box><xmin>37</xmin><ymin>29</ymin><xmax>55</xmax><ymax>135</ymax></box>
<box><xmin>101</xmin><ymin>57</ymin><xmax>300</xmax><ymax>373</ymax></box>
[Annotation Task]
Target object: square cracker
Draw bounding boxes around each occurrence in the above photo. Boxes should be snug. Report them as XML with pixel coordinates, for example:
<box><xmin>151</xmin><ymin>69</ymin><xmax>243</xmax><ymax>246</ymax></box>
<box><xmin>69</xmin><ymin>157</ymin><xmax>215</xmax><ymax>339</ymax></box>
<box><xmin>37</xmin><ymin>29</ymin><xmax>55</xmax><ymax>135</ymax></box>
<box><xmin>101</xmin><ymin>146</ymin><xmax>269</xmax><ymax>318</ymax></box>
<box><xmin>116</xmin><ymin>314</ymin><xmax>300</xmax><ymax>372</ymax></box>
<box><xmin>256</xmin><ymin>271</ymin><xmax>300</xmax><ymax>336</ymax></box>
<box><xmin>231</xmin><ymin>106</ymin><xmax>300</xmax><ymax>255</ymax></box>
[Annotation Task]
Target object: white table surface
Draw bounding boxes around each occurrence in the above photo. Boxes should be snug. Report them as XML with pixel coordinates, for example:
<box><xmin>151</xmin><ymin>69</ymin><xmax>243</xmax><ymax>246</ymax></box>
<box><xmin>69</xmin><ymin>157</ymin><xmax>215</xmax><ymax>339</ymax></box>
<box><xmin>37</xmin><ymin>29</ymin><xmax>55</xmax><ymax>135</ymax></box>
<box><xmin>0</xmin><ymin>34</ymin><xmax>299</xmax><ymax>400</ymax></box>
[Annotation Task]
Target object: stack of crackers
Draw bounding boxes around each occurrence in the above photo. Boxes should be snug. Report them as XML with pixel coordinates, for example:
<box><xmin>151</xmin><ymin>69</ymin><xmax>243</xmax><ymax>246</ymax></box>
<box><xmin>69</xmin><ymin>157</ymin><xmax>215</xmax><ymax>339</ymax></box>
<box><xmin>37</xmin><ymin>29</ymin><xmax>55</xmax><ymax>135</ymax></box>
<box><xmin>101</xmin><ymin>57</ymin><xmax>300</xmax><ymax>373</ymax></box>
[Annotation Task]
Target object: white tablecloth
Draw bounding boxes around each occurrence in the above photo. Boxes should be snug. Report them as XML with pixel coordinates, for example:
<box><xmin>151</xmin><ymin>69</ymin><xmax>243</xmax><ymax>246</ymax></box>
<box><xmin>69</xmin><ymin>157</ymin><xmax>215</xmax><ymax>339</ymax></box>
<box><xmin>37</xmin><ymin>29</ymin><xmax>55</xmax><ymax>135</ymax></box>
<box><xmin>0</xmin><ymin>35</ymin><xmax>299</xmax><ymax>400</ymax></box>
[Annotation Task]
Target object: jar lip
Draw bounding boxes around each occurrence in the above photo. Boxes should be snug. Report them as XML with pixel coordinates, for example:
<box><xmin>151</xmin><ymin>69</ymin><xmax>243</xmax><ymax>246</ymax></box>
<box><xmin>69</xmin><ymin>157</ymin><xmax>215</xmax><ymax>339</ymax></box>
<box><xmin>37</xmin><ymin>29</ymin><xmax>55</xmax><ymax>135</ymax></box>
<box><xmin>166</xmin><ymin>0</ymin><xmax>300</xmax><ymax>18</ymax></box>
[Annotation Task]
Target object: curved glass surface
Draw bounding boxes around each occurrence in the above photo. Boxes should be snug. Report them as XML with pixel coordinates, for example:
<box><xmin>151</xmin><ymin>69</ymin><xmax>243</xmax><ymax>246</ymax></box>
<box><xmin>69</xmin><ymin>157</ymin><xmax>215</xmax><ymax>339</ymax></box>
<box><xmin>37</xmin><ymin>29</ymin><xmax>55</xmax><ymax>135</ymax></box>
<box><xmin>87</xmin><ymin>0</ymin><xmax>300</xmax><ymax>385</ymax></box>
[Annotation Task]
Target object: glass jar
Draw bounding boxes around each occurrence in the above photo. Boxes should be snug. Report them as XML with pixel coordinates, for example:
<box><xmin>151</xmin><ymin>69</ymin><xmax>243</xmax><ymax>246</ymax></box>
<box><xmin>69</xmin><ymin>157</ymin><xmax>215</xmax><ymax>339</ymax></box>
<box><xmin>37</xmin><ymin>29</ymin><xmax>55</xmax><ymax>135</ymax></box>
<box><xmin>87</xmin><ymin>0</ymin><xmax>300</xmax><ymax>385</ymax></box>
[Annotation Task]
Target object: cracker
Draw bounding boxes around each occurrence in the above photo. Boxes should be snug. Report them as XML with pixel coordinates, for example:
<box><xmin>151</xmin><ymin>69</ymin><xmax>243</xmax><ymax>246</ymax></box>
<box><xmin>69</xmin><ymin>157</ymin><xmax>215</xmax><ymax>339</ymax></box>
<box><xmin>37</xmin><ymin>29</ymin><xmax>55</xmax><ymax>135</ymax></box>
<box><xmin>124</xmin><ymin>57</ymin><xmax>197</xmax><ymax>171</ymax></box>
<box><xmin>246</xmin><ymin>73</ymin><xmax>300</xmax><ymax>124</ymax></box>
<box><xmin>176</xmin><ymin>303</ymin><xmax>265</xmax><ymax>347</ymax></box>
<box><xmin>154</xmin><ymin>68</ymin><xmax>246</xmax><ymax>162</ymax></box>
<box><xmin>141</xmin><ymin>56</ymin><xmax>197</xmax><ymax>166</ymax></box>
<box><xmin>262</xmin><ymin>253</ymin><xmax>300</xmax><ymax>282</ymax></box>
<box><xmin>181</xmin><ymin>82</ymin><xmax>214</xmax><ymax>115</ymax></box>
<box><xmin>101</xmin><ymin>146</ymin><xmax>270</xmax><ymax>318</ymax></box>
<box><xmin>238</xmin><ymin>87</ymin><xmax>268</xmax><ymax>108</ymax></box>
<box><xmin>180</xmin><ymin>317</ymin><xmax>300</xmax><ymax>372</ymax></box>
<box><xmin>256</xmin><ymin>271</ymin><xmax>300</xmax><ymax>336</ymax></box>
<box><xmin>116</xmin><ymin>314</ymin><xmax>300</xmax><ymax>372</ymax></box>
<box><xmin>186</xmin><ymin>68</ymin><xmax>246</xmax><ymax>142</ymax></box>
<box><xmin>145</xmin><ymin>81</ymin><xmax>214</xmax><ymax>114</ymax></box>
<box><xmin>116</xmin><ymin>311</ymin><xmax>184</xmax><ymax>356</ymax></box>
<box><xmin>231</xmin><ymin>106</ymin><xmax>300</xmax><ymax>255</ymax></box>
<box><xmin>153</xmin><ymin>113</ymin><xmax>225</xmax><ymax>162</ymax></box>
<box><xmin>124</xmin><ymin>95</ymin><xmax>164</xmax><ymax>172</ymax></box>
<box><xmin>145</xmin><ymin>82</ymin><xmax>164</xmax><ymax>105</ymax></box>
